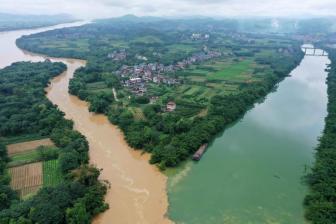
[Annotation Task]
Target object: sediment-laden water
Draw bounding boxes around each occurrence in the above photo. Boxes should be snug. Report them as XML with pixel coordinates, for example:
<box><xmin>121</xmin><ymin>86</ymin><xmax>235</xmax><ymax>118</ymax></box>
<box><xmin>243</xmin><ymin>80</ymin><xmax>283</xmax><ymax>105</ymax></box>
<box><xmin>0</xmin><ymin>22</ymin><xmax>329</xmax><ymax>224</ymax></box>
<box><xmin>0</xmin><ymin>22</ymin><xmax>172</xmax><ymax>224</ymax></box>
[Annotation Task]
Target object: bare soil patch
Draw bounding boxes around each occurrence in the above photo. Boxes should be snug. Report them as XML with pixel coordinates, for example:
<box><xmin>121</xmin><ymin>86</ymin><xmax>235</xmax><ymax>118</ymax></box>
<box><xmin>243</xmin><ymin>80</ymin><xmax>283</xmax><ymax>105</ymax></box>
<box><xmin>7</xmin><ymin>138</ymin><xmax>54</xmax><ymax>155</ymax></box>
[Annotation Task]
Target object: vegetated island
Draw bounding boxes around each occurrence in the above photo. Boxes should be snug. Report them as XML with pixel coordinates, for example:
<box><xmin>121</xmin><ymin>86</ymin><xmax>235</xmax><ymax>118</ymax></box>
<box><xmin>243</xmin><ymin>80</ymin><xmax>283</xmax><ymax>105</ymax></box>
<box><xmin>0</xmin><ymin>13</ymin><xmax>78</xmax><ymax>32</ymax></box>
<box><xmin>0</xmin><ymin>61</ymin><xmax>107</xmax><ymax>223</ymax></box>
<box><xmin>16</xmin><ymin>16</ymin><xmax>305</xmax><ymax>169</ymax></box>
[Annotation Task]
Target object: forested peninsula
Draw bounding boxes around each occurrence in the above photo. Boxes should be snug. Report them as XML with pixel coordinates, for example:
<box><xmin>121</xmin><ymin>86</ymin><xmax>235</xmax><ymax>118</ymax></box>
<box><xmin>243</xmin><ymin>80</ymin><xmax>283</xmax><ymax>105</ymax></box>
<box><xmin>0</xmin><ymin>61</ymin><xmax>107</xmax><ymax>223</ymax></box>
<box><xmin>16</xmin><ymin>18</ymin><xmax>305</xmax><ymax>169</ymax></box>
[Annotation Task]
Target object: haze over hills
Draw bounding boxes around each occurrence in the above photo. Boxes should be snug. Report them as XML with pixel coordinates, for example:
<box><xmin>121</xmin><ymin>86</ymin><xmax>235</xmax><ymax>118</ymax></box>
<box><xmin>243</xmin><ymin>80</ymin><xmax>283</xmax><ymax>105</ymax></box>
<box><xmin>95</xmin><ymin>14</ymin><xmax>336</xmax><ymax>35</ymax></box>
<box><xmin>0</xmin><ymin>13</ymin><xmax>77</xmax><ymax>31</ymax></box>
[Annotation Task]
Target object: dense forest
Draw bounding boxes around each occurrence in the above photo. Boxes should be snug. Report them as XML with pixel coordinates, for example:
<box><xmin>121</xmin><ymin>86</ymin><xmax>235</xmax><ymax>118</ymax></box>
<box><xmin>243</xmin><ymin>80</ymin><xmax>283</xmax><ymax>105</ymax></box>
<box><xmin>0</xmin><ymin>61</ymin><xmax>107</xmax><ymax>223</ymax></box>
<box><xmin>17</xmin><ymin>19</ymin><xmax>304</xmax><ymax>169</ymax></box>
<box><xmin>304</xmin><ymin>47</ymin><xmax>336</xmax><ymax>224</ymax></box>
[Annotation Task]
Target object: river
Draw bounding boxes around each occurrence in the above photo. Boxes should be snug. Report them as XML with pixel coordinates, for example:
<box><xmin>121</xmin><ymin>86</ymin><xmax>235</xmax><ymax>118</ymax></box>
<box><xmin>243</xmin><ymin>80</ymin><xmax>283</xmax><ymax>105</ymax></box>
<box><xmin>168</xmin><ymin>47</ymin><xmax>329</xmax><ymax>223</ymax></box>
<box><xmin>0</xmin><ymin>22</ymin><xmax>172</xmax><ymax>224</ymax></box>
<box><xmin>0</xmin><ymin>23</ymin><xmax>329</xmax><ymax>224</ymax></box>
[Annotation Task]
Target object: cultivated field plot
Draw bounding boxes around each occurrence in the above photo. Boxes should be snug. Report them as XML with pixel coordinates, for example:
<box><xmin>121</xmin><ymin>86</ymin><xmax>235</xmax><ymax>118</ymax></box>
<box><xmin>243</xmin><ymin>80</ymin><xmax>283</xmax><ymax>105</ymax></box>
<box><xmin>7</xmin><ymin>138</ymin><xmax>54</xmax><ymax>155</ymax></box>
<box><xmin>43</xmin><ymin>160</ymin><xmax>62</xmax><ymax>187</ymax></box>
<box><xmin>9</xmin><ymin>162</ymin><xmax>43</xmax><ymax>198</ymax></box>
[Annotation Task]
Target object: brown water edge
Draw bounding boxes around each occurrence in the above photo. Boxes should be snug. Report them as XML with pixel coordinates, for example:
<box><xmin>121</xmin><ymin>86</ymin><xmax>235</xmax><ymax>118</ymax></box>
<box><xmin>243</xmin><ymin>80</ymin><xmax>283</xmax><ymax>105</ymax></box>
<box><xmin>27</xmin><ymin>52</ymin><xmax>174</xmax><ymax>223</ymax></box>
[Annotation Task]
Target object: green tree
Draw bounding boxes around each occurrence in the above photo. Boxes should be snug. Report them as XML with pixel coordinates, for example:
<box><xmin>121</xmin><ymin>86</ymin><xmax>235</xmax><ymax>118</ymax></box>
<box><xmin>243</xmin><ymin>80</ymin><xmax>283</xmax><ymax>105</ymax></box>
<box><xmin>66</xmin><ymin>202</ymin><xmax>90</xmax><ymax>224</ymax></box>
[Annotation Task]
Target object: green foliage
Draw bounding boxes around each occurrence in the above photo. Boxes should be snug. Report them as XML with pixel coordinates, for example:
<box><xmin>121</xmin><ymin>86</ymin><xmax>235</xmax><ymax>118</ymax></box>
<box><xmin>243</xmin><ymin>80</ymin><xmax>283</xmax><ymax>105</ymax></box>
<box><xmin>0</xmin><ymin>62</ymin><xmax>107</xmax><ymax>223</ymax></box>
<box><xmin>43</xmin><ymin>160</ymin><xmax>62</xmax><ymax>187</ymax></box>
<box><xmin>304</xmin><ymin>47</ymin><xmax>336</xmax><ymax>224</ymax></box>
<box><xmin>88</xmin><ymin>92</ymin><xmax>113</xmax><ymax>113</ymax></box>
<box><xmin>134</xmin><ymin>96</ymin><xmax>150</xmax><ymax>104</ymax></box>
<box><xmin>0</xmin><ymin>61</ymin><xmax>66</xmax><ymax>136</ymax></box>
<box><xmin>16</xmin><ymin>18</ymin><xmax>304</xmax><ymax>169</ymax></box>
<box><xmin>66</xmin><ymin>202</ymin><xmax>90</xmax><ymax>224</ymax></box>
<box><xmin>59</xmin><ymin>152</ymin><xmax>80</xmax><ymax>173</ymax></box>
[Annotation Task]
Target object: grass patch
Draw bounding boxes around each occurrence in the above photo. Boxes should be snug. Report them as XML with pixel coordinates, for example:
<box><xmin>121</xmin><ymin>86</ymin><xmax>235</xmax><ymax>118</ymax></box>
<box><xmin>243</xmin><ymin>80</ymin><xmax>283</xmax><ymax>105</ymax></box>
<box><xmin>207</xmin><ymin>60</ymin><xmax>254</xmax><ymax>81</ymax></box>
<box><xmin>43</xmin><ymin>159</ymin><xmax>62</xmax><ymax>187</ymax></box>
<box><xmin>86</xmin><ymin>81</ymin><xmax>108</xmax><ymax>90</ymax></box>
<box><xmin>8</xmin><ymin>150</ymin><xmax>40</xmax><ymax>167</ymax></box>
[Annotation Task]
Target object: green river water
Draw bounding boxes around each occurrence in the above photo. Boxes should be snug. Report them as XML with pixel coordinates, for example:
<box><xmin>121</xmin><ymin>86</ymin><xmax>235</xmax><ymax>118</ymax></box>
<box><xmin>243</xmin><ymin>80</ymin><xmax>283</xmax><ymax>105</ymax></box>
<box><xmin>168</xmin><ymin>47</ymin><xmax>329</xmax><ymax>224</ymax></box>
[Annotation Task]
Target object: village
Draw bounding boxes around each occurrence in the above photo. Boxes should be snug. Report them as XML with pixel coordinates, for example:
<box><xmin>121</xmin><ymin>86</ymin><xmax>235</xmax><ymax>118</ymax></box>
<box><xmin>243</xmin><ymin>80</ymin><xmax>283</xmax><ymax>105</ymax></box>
<box><xmin>111</xmin><ymin>49</ymin><xmax>222</xmax><ymax>96</ymax></box>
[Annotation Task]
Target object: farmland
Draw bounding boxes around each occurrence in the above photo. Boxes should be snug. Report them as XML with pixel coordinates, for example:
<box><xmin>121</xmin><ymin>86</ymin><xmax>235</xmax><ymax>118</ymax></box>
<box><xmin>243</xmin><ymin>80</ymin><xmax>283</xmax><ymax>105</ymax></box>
<box><xmin>7</xmin><ymin>138</ymin><xmax>54</xmax><ymax>155</ymax></box>
<box><xmin>43</xmin><ymin>160</ymin><xmax>62</xmax><ymax>187</ymax></box>
<box><xmin>0</xmin><ymin>61</ymin><xmax>107</xmax><ymax>223</ymax></box>
<box><xmin>25</xmin><ymin>19</ymin><xmax>304</xmax><ymax>168</ymax></box>
<box><xmin>16</xmin><ymin>17</ymin><xmax>305</xmax><ymax>169</ymax></box>
<box><xmin>8</xmin><ymin>162</ymin><xmax>43</xmax><ymax>198</ymax></box>
<box><xmin>8</xmin><ymin>159</ymin><xmax>62</xmax><ymax>198</ymax></box>
<box><xmin>6</xmin><ymin>139</ymin><xmax>62</xmax><ymax>197</ymax></box>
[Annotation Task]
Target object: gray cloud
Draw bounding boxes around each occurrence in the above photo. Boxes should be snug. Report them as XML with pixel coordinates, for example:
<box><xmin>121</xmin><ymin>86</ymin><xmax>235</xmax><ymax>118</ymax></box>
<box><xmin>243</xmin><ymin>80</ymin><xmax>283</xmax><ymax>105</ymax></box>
<box><xmin>0</xmin><ymin>0</ymin><xmax>335</xmax><ymax>19</ymax></box>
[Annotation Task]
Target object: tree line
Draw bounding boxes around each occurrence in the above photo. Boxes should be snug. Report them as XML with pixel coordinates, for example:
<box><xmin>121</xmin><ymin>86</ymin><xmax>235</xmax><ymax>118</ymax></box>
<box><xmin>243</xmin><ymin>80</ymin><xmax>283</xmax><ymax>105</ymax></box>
<box><xmin>304</xmin><ymin>47</ymin><xmax>336</xmax><ymax>224</ymax></box>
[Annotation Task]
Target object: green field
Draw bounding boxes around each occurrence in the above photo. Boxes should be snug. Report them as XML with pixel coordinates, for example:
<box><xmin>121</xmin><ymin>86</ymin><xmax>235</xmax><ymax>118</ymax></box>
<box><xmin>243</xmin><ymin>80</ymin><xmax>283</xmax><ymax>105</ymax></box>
<box><xmin>8</xmin><ymin>150</ymin><xmax>40</xmax><ymax>167</ymax></box>
<box><xmin>33</xmin><ymin>38</ymin><xmax>90</xmax><ymax>53</ymax></box>
<box><xmin>167</xmin><ymin>44</ymin><xmax>198</xmax><ymax>54</ymax></box>
<box><xmin>207</xmin><ymin>60</ymin><xmax>254</xmax><ymax>81</ymax></box>
<box><xmin>43</xmin><ymin>160</ymin><xmax>62</xmax><ymax>187</ymax></box>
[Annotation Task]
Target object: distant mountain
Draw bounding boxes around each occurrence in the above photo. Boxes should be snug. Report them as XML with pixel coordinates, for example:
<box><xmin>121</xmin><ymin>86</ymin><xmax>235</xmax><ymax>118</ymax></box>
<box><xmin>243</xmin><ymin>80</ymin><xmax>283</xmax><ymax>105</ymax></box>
<box><xmin>95</xmin><ymin>14</ymin><xmax>167</xmax><ymax>24</ymax></box>
<box><xmin>0</xmin><ymin>13</ymin><xmax>78</xmax><ymax>31</ymax></box>
<box><xmin>95</xmin><ymin>15</ymin><xmax>336</xmax><ymax>35</ymax></box>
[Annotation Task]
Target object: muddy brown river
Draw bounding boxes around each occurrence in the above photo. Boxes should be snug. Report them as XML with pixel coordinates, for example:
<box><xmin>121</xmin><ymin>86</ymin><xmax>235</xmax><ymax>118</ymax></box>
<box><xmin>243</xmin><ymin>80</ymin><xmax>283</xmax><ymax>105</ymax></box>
<box><xmin>0</xmin><ymin>22</ymin><xmax>172</xmax><ymax>224</ymax></box>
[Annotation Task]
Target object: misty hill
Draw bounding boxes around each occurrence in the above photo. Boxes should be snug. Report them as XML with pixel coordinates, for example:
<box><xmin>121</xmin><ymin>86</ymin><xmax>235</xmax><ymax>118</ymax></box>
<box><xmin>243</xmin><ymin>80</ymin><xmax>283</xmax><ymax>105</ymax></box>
<box><xmin>95</xmin><ymin>15</ymin><xmax>336</xmax><ymax>34</ymax></box>
<box><xmin>0</xmin><ymin>13</ymin><xmax>77</xmax><ymax>31</ymax></box>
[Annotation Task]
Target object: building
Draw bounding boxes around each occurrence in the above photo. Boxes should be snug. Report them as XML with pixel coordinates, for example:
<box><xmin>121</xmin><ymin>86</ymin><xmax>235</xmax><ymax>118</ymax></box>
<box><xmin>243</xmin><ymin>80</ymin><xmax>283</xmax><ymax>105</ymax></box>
<box><xmin>166</xmin><ymin>101</ymin><xmax>176</xmax><ymax>112</ymax></box>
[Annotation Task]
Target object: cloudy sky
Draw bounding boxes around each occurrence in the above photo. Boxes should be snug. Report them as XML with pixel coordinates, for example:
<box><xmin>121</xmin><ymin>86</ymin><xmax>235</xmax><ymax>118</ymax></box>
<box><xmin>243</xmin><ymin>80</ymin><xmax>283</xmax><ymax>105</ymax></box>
<box><xmin>0</xmin><ymin>0</ymin><xmax>336</xmax><ymax>19</ymax></box>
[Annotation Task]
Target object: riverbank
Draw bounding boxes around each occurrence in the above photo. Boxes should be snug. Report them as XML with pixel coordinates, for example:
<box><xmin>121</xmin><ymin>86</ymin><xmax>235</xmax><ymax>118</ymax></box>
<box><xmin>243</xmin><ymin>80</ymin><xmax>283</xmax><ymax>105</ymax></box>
<box><xmin>304</xmin><ymin>47</ymin><xmax>336</xmax><ymax>224</ymax></box>
<box><xmin>42</xmin><ymin>56</ymin><xmax>173</xmax><ymax>224</ymax></box>
<box><xmin>168</xmin><ymin>47</ymin><xmax>329</xmax><ymax>223</ymax></box>
<box><xmin>0</xmin><ymin>23</ymin><xmax>172</xmax><ymax>224</ymax></box>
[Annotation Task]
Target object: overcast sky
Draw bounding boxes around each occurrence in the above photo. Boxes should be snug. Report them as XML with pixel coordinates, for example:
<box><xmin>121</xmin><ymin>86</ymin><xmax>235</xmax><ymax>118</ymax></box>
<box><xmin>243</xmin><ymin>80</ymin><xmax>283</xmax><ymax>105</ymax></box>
<box><xmin>0</xmin><ymin>0</ymin><xmax>336</xmax><ymax>19</ymax></box>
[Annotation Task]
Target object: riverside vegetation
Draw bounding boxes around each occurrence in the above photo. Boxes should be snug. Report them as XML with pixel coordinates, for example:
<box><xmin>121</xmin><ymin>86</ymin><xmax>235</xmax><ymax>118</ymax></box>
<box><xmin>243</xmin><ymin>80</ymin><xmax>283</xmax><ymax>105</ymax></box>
<box><xmin>17</xmin><ymin>17</ymin><xmax>305</xmax><ymax>169</ymax></box>
<box><xmin>304</xmin><ymin>46</ymin><xmax>336</xmax><ymax>224</ymax></box>
<box><xmin>0</xmin><ymin>61</ymin><xmax>107</xmax><ymax>223</ymax></box>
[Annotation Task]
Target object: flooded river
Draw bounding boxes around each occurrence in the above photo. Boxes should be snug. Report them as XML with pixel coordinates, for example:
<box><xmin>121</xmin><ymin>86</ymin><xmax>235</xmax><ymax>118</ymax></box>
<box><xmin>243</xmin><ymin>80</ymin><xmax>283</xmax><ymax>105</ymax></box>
<box><xmin>0</xmin><ymin>22</ymin><xmax>329</xmax><ymax>224</ymax></box>
<box><xmin>0</xmin><ymin>22</ymin><xmax>172</xmax><ymax>224</ymax></box>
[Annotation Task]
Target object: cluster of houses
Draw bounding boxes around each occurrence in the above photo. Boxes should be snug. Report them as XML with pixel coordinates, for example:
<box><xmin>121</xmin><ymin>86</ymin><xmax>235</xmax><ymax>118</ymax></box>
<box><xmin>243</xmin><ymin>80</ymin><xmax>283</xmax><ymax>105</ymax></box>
<box><xmin>191</xmin><ymin>33</ymin><xmax>210</xmax><ymax>41</ymax></box>
<box><xmin>114</xmin><ymin>49</ymin><xmax>222</xmax><ymax>96</ymax></box>
<box><xmin>107</xmin><ymin>49</ymin><xmax>127</xmax><ymax>61</ymax></box>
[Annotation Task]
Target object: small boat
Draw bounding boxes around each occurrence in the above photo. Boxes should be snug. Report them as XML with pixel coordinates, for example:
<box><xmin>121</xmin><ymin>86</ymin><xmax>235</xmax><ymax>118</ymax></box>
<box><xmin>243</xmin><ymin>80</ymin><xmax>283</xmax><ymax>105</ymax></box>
<box><xmin>192</xmin><ymin>143</ymin><xmax>208</xmax><ymax>161</ymax></box>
